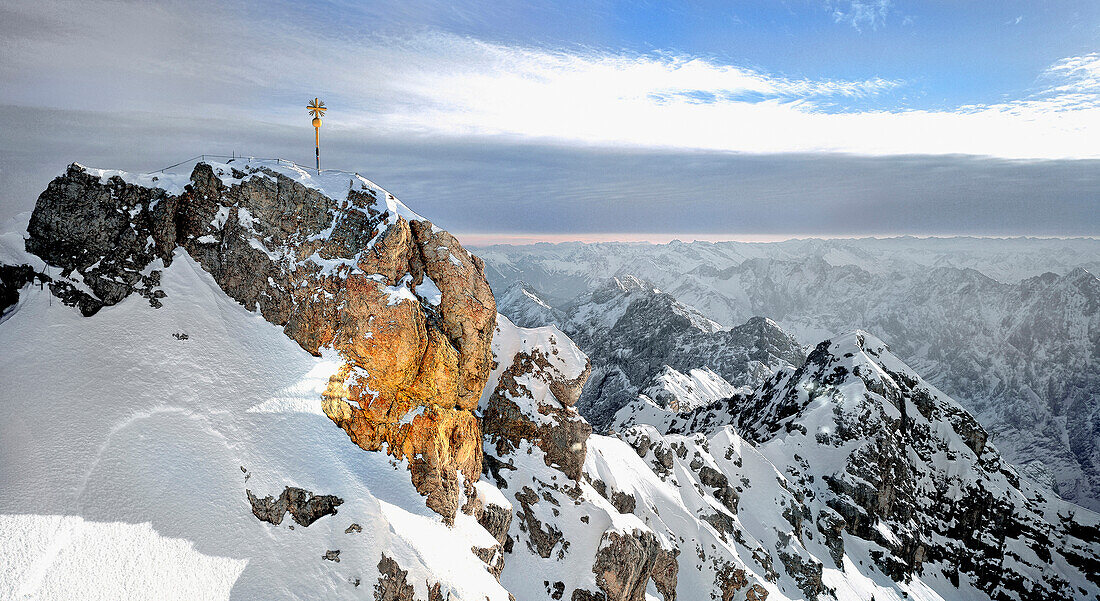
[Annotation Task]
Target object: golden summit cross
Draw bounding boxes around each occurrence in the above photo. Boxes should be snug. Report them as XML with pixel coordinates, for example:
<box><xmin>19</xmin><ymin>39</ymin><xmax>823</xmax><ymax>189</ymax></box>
<box><xmin>307</xmin><ymin>98</ymin><xmax>326</xmax><ymax>173</ymax></box>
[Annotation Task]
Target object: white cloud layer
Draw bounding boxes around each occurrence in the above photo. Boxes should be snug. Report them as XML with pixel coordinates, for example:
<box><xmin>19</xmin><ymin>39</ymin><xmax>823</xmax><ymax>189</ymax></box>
<box><xmin>2</xmin><ymin>1</ymin><xmax>1099</xmax><ymax>159</ymax></box>
<box><xmin>1042</xmin><ymin>53</ymin><xmax>1100</xmax><ymax>97</ymax></box>
<box><xmin>355</xmin><ymin>37</ymin><xmax>1100</xmax><ymax>159</ymax></box>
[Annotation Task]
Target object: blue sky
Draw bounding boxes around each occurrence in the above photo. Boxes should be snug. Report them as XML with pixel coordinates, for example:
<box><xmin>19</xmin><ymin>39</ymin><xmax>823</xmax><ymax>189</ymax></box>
<box><xmin>328</xmin><ymin>0</ymin><xmax>1098</xmax><ymax>109</ymax></box>
<box><xmin>1</xmin><ymin>0</ymin><xmax>1098</xmax><ymax>241</ymax></box>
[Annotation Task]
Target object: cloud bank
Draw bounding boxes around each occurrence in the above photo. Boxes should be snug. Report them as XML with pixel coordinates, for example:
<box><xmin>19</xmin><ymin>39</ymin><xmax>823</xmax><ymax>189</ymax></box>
<box><xmin>360</xmin><ymin>37</ymin><xmax>1100</xmax><ymax>158</ymax></box>
<box><xmin>3</xmin><ymin>106</ymin><xmax>1097</xmax><ymax>244</ymax></box>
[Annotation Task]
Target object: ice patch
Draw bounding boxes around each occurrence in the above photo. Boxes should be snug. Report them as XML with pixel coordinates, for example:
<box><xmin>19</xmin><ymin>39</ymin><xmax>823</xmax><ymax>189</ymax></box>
<box><xmin>383</xmin><ymin>274</ymin><xmax>418</xmax><ymax>306</ymax></box>
<box><xmin>415</xmin><ymin>276</ymin><xmax>442</xmax><ymax>306</ymax></box>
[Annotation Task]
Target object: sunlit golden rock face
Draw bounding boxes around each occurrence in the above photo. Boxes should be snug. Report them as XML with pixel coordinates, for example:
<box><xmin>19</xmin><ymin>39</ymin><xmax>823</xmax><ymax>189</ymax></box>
<box><xmin>26</xmin><ymin>161</ymin><xmax>497</xmax><ymax>523</ymax></box>
<box><xmin>322</xmin><ymin>360</ymin><xmax>483</xmax><ymax>522</ymax></box>
<box><xmin>320</xmin><ymin>304</ymin><xmax>485</xmax><ymax>522</ymax></box>
<box><xmin>311</xmin><ymin>219</ymin><xmax>495</xmax><ymax>524</ymax></box>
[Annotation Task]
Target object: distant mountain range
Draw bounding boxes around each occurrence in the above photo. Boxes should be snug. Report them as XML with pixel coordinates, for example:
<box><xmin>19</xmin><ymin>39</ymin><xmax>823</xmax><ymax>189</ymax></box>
<box><xmin>483</xmin><ymin>237</ymin><xmax>1100</xmax><ymax>511</ymax></box>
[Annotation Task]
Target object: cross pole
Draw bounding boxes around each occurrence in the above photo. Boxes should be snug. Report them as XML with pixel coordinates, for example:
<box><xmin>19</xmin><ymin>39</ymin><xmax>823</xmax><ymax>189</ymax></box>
<box><xmin>307</xmin><ymin>98</ymin><xmax>327</xmax><ymax>174</ymax></box>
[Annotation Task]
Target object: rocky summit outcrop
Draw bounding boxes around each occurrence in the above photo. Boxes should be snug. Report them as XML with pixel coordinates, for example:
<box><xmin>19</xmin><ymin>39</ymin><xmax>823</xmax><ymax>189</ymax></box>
<box><xmin>481</xmin><ymin>315</ymin><xmax>592</xmax><ymax>481</ymax></box>
<box><xmin>21</xmin><ymin>160</ymin><xmax>495</xmax><ymax>522</ymax></box>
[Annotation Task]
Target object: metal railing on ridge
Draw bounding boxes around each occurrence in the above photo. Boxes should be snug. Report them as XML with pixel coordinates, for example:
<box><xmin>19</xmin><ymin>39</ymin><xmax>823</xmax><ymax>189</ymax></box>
<box><xmin>154</xmin><ymin>154</ymin><xmax>368</xmax><ymax>180</ymax></box>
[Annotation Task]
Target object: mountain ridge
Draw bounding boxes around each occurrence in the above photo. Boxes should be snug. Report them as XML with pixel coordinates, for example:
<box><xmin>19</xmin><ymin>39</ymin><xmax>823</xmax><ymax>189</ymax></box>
<box><xmin>484</xmin><ymin>240</ymin><xmax>1100</xmax><ymax>510</ymax></box>
<box><xmin>497</xmin><ymin>275</ymin><xmax>806</xmax><ymax>431</ymax></box>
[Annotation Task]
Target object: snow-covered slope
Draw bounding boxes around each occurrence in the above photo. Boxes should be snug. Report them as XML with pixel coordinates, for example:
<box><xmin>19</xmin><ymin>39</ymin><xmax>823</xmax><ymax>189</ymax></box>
<box><xmin>607</xmin><ymin>332</ymin><xmax>1100</xmax><ymax>601</ymax></box>
<box><xmin>476</xmin><ymin>316</ymin><xmax>1100</xmax><ymax>600</ymax></box>
<box><xmin>0</xmin><ymin>252</ymin><xmax>509</xmax><ymax>600</ymax></box>
<box><xmin>482</xmin><ymin>240</ymin><xmax>1100</xmax><ymax>510</ymax></box>
<box><xmin>494</xmin><ymin>280</ymin><xmax>563</xmax><ymax>329</ymax></box>
<box><xmin>640</xmin><ymin>365</ymin><xmax>742</xmax><ymax>412</ymax></box>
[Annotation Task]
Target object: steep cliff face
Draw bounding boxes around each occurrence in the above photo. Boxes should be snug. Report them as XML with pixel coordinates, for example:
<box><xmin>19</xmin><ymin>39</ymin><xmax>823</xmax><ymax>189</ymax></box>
<box><xmin>21</xmin><ymin>160</ymin><xmax>495</xmax><ymax>522</ymax></box>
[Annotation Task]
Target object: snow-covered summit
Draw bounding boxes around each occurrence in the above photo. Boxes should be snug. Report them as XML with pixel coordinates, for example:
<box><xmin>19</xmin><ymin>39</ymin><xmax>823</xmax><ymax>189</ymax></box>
<box><xmin>78</xmin><ymin>158</ymin><xmax>426</xmax><ymax>224</ymax></box>
<box><xmin>640</xmin><ymin>365</ymin><xmax>743</xmax><ymax>412</ymax></box>
<box><xmin>745</xmin><ymin>329</ymin><xmax>1100</xmax><ymax>599</ymax></box>
<box><xmin>567</xmin><ymin>274</ymin><xmax>723</xmax><ymax>334</ymax></box>
<box><xmin>607</xmin><ymin>327</ymin><xmax>1100</xmax><ymax>600</ymax></box>
<box><xmin>494</xmin><ymin>280</ymin><xmax>563</xmax><ymax>329</ymax></box>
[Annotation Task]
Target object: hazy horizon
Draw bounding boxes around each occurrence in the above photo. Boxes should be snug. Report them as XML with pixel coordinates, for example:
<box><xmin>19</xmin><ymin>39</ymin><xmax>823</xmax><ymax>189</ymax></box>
<box><xmin>459</xmin><ymin>232</ymin><xmax>1100</xmax><ymax>246</ymax></box>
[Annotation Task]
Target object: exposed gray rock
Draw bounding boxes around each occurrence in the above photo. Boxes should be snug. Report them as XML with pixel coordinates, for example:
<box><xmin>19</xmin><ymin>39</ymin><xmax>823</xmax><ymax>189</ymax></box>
<box><xmin>697</xmin><ymin>465</ymin><xmax>738</xmax><ymax>514</ymax></box>
<box><xmin>374</xmin><ymin>554</ymin><xmax>450</xmax><ymax>601</ymax></box>
<box><xmin>513</xmin><ymin>486</ymin><xmax>564</xmax><ymax>559</ymax></box>
<box><xmin>650</xmin><ymin>548</ymin><xmax>678</xmax><ymax>601</ymax></box>
<box><xmin>481</xmin><ymin>332</ymin><xmax>593</xmax><ymax>481</ymax></box>
<box><xmin>246</xmin><ymin>486</ymin><xmax>343</xmax><ymax>527</ymax></box>
<box><xmin>477</xmin><ymin>502</ymin><xmax>513</xmax><ymax>547</ymax></box>
<box><xmin>0</xmin><ymin>263</ymin><xmax>47</xmax><ymax>317</ymax></box>
<box><xmin>375</xmin><ymin>554</ymin><xmax>417</xmax><ymax>601</ymax></box>
<box><xmin>588</xmin><ymin>530</ymin><xmax>661</xmax><ymax>601</ymax></box>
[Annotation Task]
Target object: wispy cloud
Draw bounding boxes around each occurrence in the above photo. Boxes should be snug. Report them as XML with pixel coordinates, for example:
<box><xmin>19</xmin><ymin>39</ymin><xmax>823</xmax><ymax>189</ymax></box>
<box><xmin>827</xmin><ymin>0</ymin><xmax>893</xmax><ymax>31</ymax></box>
<box><xmin>1041</xmin><ymin>53</ymin><xmax>1100</xmax><ymax>96</ymax></box>
<box><xmin>360</xmin><ymin>33</ymin><xmax>903</xmax><ymax>136</ymax></box>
